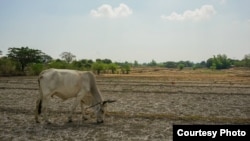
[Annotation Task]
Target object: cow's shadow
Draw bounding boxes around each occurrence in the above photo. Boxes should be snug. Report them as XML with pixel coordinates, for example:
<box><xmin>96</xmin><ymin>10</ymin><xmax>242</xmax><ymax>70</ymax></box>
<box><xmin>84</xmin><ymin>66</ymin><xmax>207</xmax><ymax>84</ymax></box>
<box><xmin>41</xmin><ymin>119</ymin><xmax>114</xmax><ymax>131</ymax></box>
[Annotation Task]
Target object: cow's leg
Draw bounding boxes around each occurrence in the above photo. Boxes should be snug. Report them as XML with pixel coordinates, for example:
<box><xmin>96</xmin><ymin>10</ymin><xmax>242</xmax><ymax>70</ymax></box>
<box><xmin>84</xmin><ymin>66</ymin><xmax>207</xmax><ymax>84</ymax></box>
<box><xmin>42</xmin><ymin>95</ymin><xmax>50</xmax><ymax>124</ymax></box>
<box><xmin>35</xmin><ymin>98</ymin><xmax>42</xmax><ymax>123</ymax></box>
<box><xmin>80</xmin><ymin>100</ymin><xmax>89</xmax><ymax>121</ymax></box>
<box><xmin>68</xmin><ymin>91</ymin><xmax>86</xmax><ymax>123</ymax></box>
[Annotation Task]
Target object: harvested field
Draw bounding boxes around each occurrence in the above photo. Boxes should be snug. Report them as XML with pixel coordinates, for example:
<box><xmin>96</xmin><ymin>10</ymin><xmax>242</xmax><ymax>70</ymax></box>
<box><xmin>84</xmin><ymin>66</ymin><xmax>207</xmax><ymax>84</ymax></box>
<box><xmin>0</xmin><ymin>68</ymin><xmax>250</xmax><ymax>141</ymax></box>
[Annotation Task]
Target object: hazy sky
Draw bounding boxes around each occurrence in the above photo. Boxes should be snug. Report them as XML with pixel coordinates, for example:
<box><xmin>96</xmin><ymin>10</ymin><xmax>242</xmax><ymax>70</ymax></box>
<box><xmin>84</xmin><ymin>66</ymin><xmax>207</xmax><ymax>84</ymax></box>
<box><xmin>0</xmin><ymin>0</ymin><xmax>249</xmax><ymax>63</ymax></box>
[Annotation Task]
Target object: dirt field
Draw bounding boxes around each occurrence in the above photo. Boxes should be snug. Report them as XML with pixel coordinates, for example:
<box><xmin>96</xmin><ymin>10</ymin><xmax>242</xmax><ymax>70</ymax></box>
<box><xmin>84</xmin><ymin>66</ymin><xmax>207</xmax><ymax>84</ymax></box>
<box><xmin>0</xmin><ymin>68</ymin><xmax>250</xmax><ymax>141</ymax></box>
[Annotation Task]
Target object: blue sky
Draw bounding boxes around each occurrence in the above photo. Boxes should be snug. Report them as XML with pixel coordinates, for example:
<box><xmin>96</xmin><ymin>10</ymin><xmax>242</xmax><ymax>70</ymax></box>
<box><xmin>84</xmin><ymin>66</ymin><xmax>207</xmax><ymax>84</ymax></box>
<box><xmin>0</xmin><ymin>0</ymin><xmax>249</xmax><ymax>63</ymax></box>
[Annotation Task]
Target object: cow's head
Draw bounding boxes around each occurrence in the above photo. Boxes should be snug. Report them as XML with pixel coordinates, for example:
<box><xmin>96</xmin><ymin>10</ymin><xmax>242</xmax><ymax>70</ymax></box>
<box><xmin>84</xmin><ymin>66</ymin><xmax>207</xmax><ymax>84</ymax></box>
<box><xmin>96</xmin><ymin>100</ymin><xmax>116</xmax><ymax>124</ymax></box>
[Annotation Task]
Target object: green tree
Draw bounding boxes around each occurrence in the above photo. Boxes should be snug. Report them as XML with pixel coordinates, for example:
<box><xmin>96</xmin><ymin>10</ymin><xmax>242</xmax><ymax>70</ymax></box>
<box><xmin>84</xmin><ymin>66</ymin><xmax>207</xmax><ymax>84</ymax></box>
<box><xmin>0</xmin><ymin>57</ymin><xmax>17</xmax><ymax>75</ymax></box>
<box><xmin>102</xmin><ymin>58</ymin><xmax>112</xmax><ymax>64</ymax></box>
<box><xmin>193</xmin><ymin>61</ymin><xmax>206</xmax><ymax>69</ymax></box>
<box><xmin>48</xmin><ymin>59</ymin><xmax>68</xmax><ymax>69</ymax></box>
<box><xmin>108</xmin><ymin>63</ymin><xmax>118</xmax><ymax>74</ymax></box>
<box><xmin>121</xmin><ymin>62</ymin><xmax>131</xmax><ymax>74</ymax></box>
<box><xmin>60</xmin><ymin>52</ymin><xmax>76</xmax><ymax>63</ymax></box>
<box><xmin>210</xmin><ymin>63</ymin><xmax>216</xmax><ymax>70</ymax></box>
<box><xmin>178</xmin><ymin>63</ymin><xmax>184</xmax><ymax>70</ymax></box>
<box><xmin>213</xmin><ymin>54</ymin><xmax>231</xmax><ymax>69</ymax></box>
<box><xmin>41</xmin><ymin>54</ymin><xmax>53</xmax><ymax>63</ymax></box>
<box><xmin>76</xmin><ymin>59</ymin><xmax>93</xmax><ymax>69</ymax></box>
<box><xmin>206</xmin><ymin>54</ymin><xmax>231</xmax><ymax>70</ymax></box>
<box><xmin>92</xmin><ymin>62</ymin><xmax>105</xmax><ymax>75</ymax></box>
<box><xmin>7</xmin><ymin>47</ymin><xmax>46</xmax><ymax>72</ymax></box>
<box><xmin>133</xmin><ymin>60</ymin><xmax>139</xmax><ymax>67</ymax></box>
<box><xmin>71</xmin><ymin>60</ymin><xmax>83</xmax><ymax>70</ymax></box>
<box><xmin>148</xmin><ymin>59</ymin><xmax>157</xmax><ymax>66</ymax></box>
<box><xmin>96</xmin><ymin>58</ymin><xmax>102</xmax><ymax>63</ymax></box>
<box><xmin>243</xmin><ymin>54</ymin><xmax>250</xmax><ymax>67</ymax></box>
<box><xmin>179</xmin><ymin>61</ymin><xmax>193</xmax><ymax>67</ymax></box>
<box><xmin>206</xmin><ymin>58</ymin><xmax>213</xmax><ymax>68</ymax></box>
<box><xmin>95</xmin><ymin>58</ymin><xmax>112</xmax><ymax>64</ymax></box>
<box><xmin>27</xmin><ymin>63</ymin><xmax>44</xmax><ymax>75</ymax></box>
<box><xmin>164</xmin><ymin>61</ymin><xmax>177</xmax><ymax>68</ymax></box>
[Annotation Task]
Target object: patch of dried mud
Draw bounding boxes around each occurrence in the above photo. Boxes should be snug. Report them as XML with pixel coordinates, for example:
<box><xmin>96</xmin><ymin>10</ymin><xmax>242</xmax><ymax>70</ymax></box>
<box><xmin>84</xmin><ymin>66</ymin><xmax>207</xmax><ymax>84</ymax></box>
<box><xmin>0</xmin><ymin>75</ymin><xmax>249</xmax><ymax>141</ymax></box>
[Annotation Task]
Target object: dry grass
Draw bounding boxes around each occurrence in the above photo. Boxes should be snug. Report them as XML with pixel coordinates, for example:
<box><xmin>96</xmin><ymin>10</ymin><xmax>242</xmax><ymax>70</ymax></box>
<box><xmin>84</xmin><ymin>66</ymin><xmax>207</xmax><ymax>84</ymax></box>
<box><xmin>107</xmin><ymin>111</ymin><xmax>250</xmax><ymax>124</ymax></box>
<box><xmin>0</xmin><ymin>68</ymin><xmax>250</xmax><ymax>141</ymax></box>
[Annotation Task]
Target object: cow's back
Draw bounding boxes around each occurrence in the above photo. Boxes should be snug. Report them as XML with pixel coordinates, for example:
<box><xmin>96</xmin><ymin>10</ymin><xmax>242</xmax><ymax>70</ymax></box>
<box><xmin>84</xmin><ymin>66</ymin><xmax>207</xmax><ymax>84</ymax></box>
<box><xmin>38</xmin><ymin>69</ymin><xmax>87</xmax><ymax>100</ymax></box>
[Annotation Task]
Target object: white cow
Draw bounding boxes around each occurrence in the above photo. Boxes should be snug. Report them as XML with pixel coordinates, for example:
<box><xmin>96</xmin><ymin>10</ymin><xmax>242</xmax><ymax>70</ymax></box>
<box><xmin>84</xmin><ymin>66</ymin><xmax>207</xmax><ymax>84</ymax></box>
<box><xmin>35</xmin><ymin>68</ymin><xmax>115</xmax><ymax>124</ymax></box>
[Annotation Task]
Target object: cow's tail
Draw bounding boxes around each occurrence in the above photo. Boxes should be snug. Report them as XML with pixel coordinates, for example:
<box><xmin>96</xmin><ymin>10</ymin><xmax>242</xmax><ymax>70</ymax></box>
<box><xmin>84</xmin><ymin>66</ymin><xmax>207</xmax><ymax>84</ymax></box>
<box><xmin>38</xmin><ymin>99</ymin><xmax>42</xmax><ymax>115</ymax></box>
<box><xmin>37</xmin><ymin>78</ymin><xmax>42</xmax><ymax>115</ymax></box>
<box><xmin>35</xmin><ymin>78</ymin><xmax>43</xmax><ymax>123</ymax></box>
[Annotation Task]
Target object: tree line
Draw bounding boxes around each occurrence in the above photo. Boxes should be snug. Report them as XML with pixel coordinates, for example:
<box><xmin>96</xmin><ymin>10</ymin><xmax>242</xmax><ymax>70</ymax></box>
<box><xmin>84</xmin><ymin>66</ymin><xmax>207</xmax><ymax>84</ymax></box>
<box><xmin>0</xmin><ymin>47</ymin><xmax>249</xmax><ymax>76</ymax></box>
<box><xmin>144</xmin><ymin>54</ymin><xmax>250</xmax><ymax>70</ymax></box>
<box><xmin>0</xmin><ymin>47</ymin><xmax>131</xmax><ymax>76</ymax></box>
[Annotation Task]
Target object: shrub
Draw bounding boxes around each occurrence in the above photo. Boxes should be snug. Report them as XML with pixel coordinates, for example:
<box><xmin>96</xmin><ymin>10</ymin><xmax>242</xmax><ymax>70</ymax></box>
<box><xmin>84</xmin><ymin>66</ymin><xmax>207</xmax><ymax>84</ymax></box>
<box><xmin>108</xmin><ymin>63</ymin><xmax>118</xmax><ymax>74</ymax></box>
<box><xmin>121</xmin><ymin>64</ymin><xmax>131</xmax><ymax>74</ymax></box>
<box><xmin>48</xmin><ymin>60</ymin><xmax>69</xmax><ymax>69</ymax></box>
<box><xmin>206</xmin><ymin>54</ymin><xmax>231</xmax><ymax>70</ymax></box>
<box><xmin>0</xmin><ymin>57</ymin><xmax>17</xmax><ymax>76</ymax></box>
<box><xmin>178</xmin><ymin>64</ymin><xmax>184</xmax><ymax>70</ymax></box>
<box><xmin>27</xmin><ymin>63</ymin><xmax>44</xmax><ymax>75</ymax></box>
<box><xmin>92</xmin><ymin>62</ymin><xmax>105</xmax><ymax>75</ymax></box>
